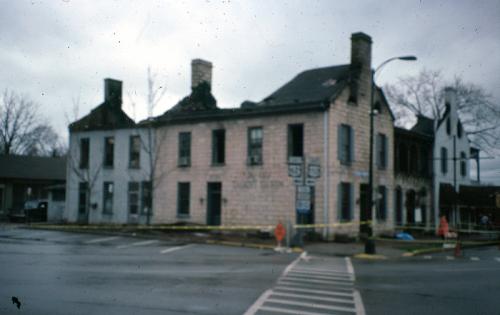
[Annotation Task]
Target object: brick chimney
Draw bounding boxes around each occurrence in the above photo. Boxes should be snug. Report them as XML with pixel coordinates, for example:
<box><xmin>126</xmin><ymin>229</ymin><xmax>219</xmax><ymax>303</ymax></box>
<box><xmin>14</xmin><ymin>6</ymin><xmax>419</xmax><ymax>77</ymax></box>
<box><xmin>104</xmin><ymin>78</ymin><xmax>122</xmax><ymax>108</ymax></box>
<box><xmin>349</xmin><ymin>32</ymin><xmax>372</xmax><ymax>102</ymax></box>
<box><xmin>191</xmin><ymin>59</ymin><xmax>212</xmax><ymax>89</ymax></box>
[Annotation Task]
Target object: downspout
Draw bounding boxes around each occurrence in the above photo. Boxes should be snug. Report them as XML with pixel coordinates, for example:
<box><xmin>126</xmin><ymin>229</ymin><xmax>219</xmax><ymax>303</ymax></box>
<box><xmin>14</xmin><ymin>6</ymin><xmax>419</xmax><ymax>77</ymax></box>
<box><xmin>323</xmin><ymin>101</ymin><xmax>330</xmax><ymax>239</ymax></box>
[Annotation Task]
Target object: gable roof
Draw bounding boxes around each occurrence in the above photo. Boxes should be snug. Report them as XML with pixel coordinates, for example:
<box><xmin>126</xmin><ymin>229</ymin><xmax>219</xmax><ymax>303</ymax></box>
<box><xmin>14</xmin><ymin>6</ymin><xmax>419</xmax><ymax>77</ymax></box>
<box><xmin>411</xmin><ymin>115</ymin><xmax>435</xmax><ymax>136</ymax></box>
<box><xmin>69</xmin><ymin>102</ymin><xmax>135</xmax><ymax>132</ymax></box>
<box><xmin>260</xmin><ymin>65</ymin><xmax>350</xmax><ymax>106</ymax></box>
<box><xmin>0</xmin><ymin>155</ymin><xmax>66</xmax><ymax>181</ymax></box>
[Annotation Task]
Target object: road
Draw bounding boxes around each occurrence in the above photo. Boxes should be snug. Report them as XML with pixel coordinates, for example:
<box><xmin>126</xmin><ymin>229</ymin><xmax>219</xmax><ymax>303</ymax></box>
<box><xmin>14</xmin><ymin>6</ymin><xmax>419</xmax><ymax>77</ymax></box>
<box><xmin>0</xmin><ymin>226</ymin><xmax>361</xmax><ymax>315</ymax></box>
<box><xmin>354</xmin><ymin>246</ymin><xmax>500</xmax><ymax>315</ymax></box>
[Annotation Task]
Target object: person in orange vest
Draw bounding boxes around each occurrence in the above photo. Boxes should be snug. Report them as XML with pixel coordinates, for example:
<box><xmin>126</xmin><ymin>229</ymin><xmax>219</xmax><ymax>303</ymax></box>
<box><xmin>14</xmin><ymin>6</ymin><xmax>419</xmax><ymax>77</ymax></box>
<box><xmin>437</xmin><ymin>215</ymin><xmax>449</xmax><ymax>240</ymax></box>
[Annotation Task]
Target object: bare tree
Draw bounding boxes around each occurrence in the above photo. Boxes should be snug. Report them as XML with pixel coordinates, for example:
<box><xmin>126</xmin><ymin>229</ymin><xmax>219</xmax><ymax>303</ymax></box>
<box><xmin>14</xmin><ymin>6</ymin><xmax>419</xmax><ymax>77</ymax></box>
<box><xmin>0</xmin><ymin>89</ymin><xmax>64</xmax><ymax>156</ymax></box>
<box><xmin>384</xmin><ymin>69</ymin><xmax>500</xmax><ymax>151</ymax></box>
<box><xmin>129</xmin><ymin>66</ymin><xmax>168</xmax><ymax>225</ymax></box>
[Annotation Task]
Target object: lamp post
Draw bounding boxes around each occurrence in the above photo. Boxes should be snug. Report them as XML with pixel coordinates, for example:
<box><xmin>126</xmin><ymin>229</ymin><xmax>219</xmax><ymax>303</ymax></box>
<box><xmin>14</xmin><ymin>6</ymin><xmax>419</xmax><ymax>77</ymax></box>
<box><xmin>364</xmin><ymin>55</ymin><xmax>417</xmax><ymax>253</ymax></box>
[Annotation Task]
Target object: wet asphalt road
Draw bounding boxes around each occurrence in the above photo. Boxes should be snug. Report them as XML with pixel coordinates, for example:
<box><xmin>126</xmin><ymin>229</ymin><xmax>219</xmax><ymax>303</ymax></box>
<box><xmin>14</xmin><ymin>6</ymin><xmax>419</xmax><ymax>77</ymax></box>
<box><xmin>0</xmin><ymin>227</ymin><xmax>297</xmax><ymax>315</ymax></box>
<box><xmin>354</xmin><ymin>246</ymin><xmax>500</xmax><ymax>315</ymax></box>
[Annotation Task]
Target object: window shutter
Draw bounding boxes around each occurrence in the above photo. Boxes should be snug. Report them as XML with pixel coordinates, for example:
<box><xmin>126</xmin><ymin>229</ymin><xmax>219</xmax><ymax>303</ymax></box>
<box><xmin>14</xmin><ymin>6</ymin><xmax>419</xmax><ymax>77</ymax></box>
<box><xmin>349</xmin><ymin>126</ymin><xmax>355</xmax><ymax>163</ymax></box>
<box><xmin>376</xmin><ymin>134</ymin><xmax>381</xmax><ymax>167</ymax></box>
<box><xmin>337</xmin><ymin>183</ymin><xmax>342</xmax><ymax>220</ymax></box>
<box><xmin>349</xmin><ymin>183</ymin><xmax>354</xmax><ymax>220</ymax></box>
<box><xmin>384</xmin><ymin>136</ymin><xmax>388</xmax><ymax>169</ymax></box>
<box><xmin>337</xmin><ymin>125</ymin><xmax>343</xmax><ymax>162</ymax></box>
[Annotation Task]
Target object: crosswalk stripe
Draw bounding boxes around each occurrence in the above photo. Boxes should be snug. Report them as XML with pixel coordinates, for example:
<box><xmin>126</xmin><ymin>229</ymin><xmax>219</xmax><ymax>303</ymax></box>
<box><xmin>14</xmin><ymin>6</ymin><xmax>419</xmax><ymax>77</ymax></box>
<box><xmin>275</xmin><ymin>286</ymin><xmax>354</xmax><ymax>298</ymax></box>
<box><xmin>281</xmin><ymin>276</ymin><xmax>354</xmax><ymax>286</ymax></box>
<box><xmin>287</xmin><ymin>272</ymin><xmax>353</xmax><ymax>282</ymax></box>
<box><xmin>116</xmin><ymin>239</ymin><xmax>159</xmax><ymax>249</ymax></box>
<box><xmin>278</xmin><ymin>281</ymin><xmax>353</xmax><ymax>293</ymax></box>
<box><xmin>160</xmin><ymin>244</ymin><xmax>193</xmax><ymax>254</ymax></box>
<box><xmin>495</xmin><ymin>257</ymin><xmax>500</xmax><ymax>262</ymax></box>
<box><xmin>288</xmin><ymin>269</ymin><xmax>352</xmax><ymax>278</ymax></box>
<box><xmin>271</xmin><ymin>291</ymin><xmax>355</xmax><ymax>304</ymax></box>
<box><xmin>470</xmin><ymin>257</ymin><xmax>480</xmax><ymax>261</ymax></box>
<box><xmin>446</xmin><ymin>256</ymin><xmax>455</xmax><ymax>260</ymax></box>
<box><xmin>293</xmin><ymin>267</ymin><xmax>348</xmax><ymax>274</ymax></box>
<box><xmin>423</xmin><ymin>255</ymin><xmax>432</xmax><ymax>260</ymax></box>
<box><xmin>84</xmin><ymin>236</ymin><xmax>119</xmax><ymax>244</ymax></box>
<box><xmin>259</xmin><ymin>305</ymin><xmax>332</xmax><ymax>315</ymax></box>
<box><xmin>265</xmin><ymin>297</ymin><xmax>357</xmax><ymax>312</ymax></box>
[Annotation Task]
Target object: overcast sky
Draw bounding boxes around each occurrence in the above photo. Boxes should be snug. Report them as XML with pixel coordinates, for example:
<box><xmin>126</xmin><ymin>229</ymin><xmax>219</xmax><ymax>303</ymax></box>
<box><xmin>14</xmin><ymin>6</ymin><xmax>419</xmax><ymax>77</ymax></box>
<box><xmin>1</xmin><ymin>0</ymin><xmax>499</xmax><ymax>183</ymax></box>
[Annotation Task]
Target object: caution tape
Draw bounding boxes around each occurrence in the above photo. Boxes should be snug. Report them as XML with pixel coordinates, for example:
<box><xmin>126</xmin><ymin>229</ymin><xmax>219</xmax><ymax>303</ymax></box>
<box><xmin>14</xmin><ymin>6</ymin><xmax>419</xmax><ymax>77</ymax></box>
<box><xmin>395</xmin><ymin>224</ymin><xmax>500</xmax><ymax>235</ymax></box>
<box><xmin>293</xmin><ymin>220</ymin><xmax>372</xmax><ymax>229</ymax></box>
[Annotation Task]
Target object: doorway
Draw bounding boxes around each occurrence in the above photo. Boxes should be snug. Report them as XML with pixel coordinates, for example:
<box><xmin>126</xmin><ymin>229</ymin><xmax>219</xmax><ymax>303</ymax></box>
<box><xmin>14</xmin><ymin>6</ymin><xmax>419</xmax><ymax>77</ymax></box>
<box><xmin>207</xmin><ymin>182</ymin><xmax>222</xmax><ymax>226</ymax></box>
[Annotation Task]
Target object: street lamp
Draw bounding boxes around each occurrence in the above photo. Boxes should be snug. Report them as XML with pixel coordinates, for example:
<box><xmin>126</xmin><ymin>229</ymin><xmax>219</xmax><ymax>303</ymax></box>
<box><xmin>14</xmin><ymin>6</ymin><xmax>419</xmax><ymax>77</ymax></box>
<box><xmin>364</xmin><ymin>55</ymin><xmax>417</xmax><ymax>253</ymax></box>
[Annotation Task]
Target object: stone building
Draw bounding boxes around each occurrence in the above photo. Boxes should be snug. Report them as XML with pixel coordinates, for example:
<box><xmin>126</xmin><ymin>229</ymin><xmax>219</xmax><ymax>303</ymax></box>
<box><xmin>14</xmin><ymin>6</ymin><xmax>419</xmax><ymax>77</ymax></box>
<box><xmin>65</xmin><ymin>79</ymin><xmax>153</xmax><ymax>224</ymax></box>
<box><xmin>151</xmin><ymin>32</ymin><xmax>395</xmax><ymax>238</ymax></box>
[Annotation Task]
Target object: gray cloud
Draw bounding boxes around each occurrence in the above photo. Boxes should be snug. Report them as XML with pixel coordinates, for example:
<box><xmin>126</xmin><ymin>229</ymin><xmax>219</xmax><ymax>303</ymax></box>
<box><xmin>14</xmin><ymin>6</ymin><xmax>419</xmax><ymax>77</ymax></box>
<box><xmin>1</xmin><ymin>0</ymin><xmax>498</xmax><ymax>182</ymax></box>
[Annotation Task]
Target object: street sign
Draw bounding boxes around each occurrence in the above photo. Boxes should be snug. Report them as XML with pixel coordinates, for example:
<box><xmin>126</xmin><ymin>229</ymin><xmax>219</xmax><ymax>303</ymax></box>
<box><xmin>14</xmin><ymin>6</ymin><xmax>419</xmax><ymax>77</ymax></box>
<box><xmin>296</xmin><ymin>200</ymin><xmax>311</xmax><ymax>213</ymax></box>
<box><xmin>307</xmin><ymin>164</ymin><xmax>321</xmax><ymax>179</ymax></box>
<box><xmin>288</xmin><ymin>164</ymin><xmax>303</xmax><ymax>178</ymax></box>
<box><xmin>288</xmin><ymin>157</ymin><xmax>303</xmax><ymax>165</ymax></box>
<box><xmin>297</xmin><ymin>185</ymin><xmax>311</xmax><ymax>200</ymax></box>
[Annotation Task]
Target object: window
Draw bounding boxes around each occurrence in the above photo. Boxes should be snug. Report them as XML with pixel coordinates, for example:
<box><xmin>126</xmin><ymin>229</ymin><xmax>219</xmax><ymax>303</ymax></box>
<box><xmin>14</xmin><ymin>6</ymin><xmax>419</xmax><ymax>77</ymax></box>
<box><xmin>457</xmin><ymin>122</ymin><xmax>463</xmax><ymax>138</ymax></box>
<box><xmin>446</xmin><ymin>118</ymin><xmax>451</xmax><ymax>135</ymax></box>
<box><xmin>460</xmin><ymin>152</ymin><xmax>467</xmax><ymax>177</ymax></box>
<box><xmin>177</xmin><ymin>182</ymin><xmax>190</xmax><ymax>217</ymax></box>
<box><xmin>248</xmin><ymin>127</ymin><xmax>263</xmax><ymax>165</ymax></box>
<box><xmin>104</xmin><ymin>137</ymin><xmax>114</xmax><ymax>167</ymax></box>
<box><xmin>102</xmin><ymin>182</ymin><xmax>114</xmax><ymax>214</ymax></box>
<box><xmin>129</xmin><ymin>136</ymin><xmax>141</xmax><ymax>168</ymax></box>
<box><xmin>376</xmin><ymin>133</ymin><xmax>387</xmax><ymax>170</ymax></box>
<box><xmin>441</xmin><ymin>147</ymin><xmax>448</xmax><ymax>174</ymax></box>
<box><xmin>212</xmin><ymin>129</ymin><xmax>225</xmax><ymax>165</ymax></box>
<box><xmin>78</xmin><ymin>182</ymin><xmax>88</xmax><ymax>214</ymax></box>
<box><xmin>288</xmin><ymin>124</ymin><xmax>304</xmax><ymax>158</ymax></box>
<box><xmin>338</xmin><ymin>124</ymin><xmax>354</xmax><ymax>165</ymax></box>
<box><xmin>376</xmin><ymin>186</ymin><xmax>387</xmax><ymax>220</ymax></box>
<box><xmin>395</xmin><ymin>187</ymin><xmax>403</xmax><ymax>225</ymax></box>
<box><xmin>338</xmin><ymin>182</ymin><xmax>353</xmax><ymax>221</ymax></box>
<box><xmin>141</xmin><ymin>181</ymin><xmax>152</xmax><ymax>215</ymax></box>
<box><xmin>79</xmin><ymin>138</ymin><xmax>89</xmax><ymax>169</ymax></box>
<box><xmin>128</xmin><ymin>182</ymin><xmax>139</xmax><ymax>215</ymax></box>
<box><xmin>178</xmin><ymin>132</ymin><xmax>191</xmax><ymax>167</ymax></box>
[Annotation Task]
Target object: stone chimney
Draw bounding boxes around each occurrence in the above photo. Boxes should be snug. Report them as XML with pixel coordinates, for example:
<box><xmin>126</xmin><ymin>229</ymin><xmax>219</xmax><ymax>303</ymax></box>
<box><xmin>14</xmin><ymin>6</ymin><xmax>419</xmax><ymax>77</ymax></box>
<box><xmin>104</xmin><ymin>78</ymin><xmax>122</xmax><ymax>108</ymax></box>
<box><xmin>349</xmin><ymin>32</ymin><xmax>372</xmax><ymax>102</ymax></box>
<box><xmin>191</xmin><ymin>59</ymin><xmax>212</xmax><ymax>89</ymax></box>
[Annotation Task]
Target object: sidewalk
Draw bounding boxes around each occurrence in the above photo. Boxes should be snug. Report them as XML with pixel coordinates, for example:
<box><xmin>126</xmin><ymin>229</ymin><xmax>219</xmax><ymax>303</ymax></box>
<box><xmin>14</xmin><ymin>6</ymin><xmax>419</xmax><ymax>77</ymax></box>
<box><xmin>305</xmin><ymin>241</ymin><xmax>406</xmax><ymax>259</ymax></box>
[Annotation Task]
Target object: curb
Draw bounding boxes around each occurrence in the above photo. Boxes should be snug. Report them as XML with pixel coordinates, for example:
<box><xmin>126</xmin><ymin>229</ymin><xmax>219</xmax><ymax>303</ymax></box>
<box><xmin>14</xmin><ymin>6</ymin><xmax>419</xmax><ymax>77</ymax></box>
<box><xmin>353</xmin><ymin>253</ymin><xmax>388</xmax><ymax>260</ymax></box>
<box><xmin>205</xmin><ymin>239</ymin><xmax>304</xmax><ymax>253</ymax></box>
<box><xmin>402</xmin><ymin>240</ymin><xmax>500</xmax><ymax>257</ymax></box>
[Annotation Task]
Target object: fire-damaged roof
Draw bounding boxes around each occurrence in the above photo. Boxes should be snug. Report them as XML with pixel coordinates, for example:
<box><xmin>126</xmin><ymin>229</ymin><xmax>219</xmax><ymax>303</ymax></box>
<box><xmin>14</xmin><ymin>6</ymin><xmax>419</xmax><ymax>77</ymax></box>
<box><xmin>260</xmin><ymin>65</ymin><xmax>350</xmax><ymax>106</ymax></box>
<box><xmin>0</xmin><ymin>155</ymin><xmax>66</xmax><ymax>181</ymax></box>
<box><xmin>411</xmin><ymin>115</ymin><xmax>435</xmax><ymax>136</ymax></box>
<box><xmin>69</xmin><ymin>102</ymin><xmax>135</xmax><ymax>132</ymax></box>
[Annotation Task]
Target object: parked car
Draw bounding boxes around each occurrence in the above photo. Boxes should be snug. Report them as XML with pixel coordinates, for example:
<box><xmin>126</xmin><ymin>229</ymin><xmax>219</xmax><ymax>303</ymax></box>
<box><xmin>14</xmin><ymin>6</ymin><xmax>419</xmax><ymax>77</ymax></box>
<box><xmin>8</xmin><ymin>200</ymin><xmax>48</xmax><ymax>223</ymax></box>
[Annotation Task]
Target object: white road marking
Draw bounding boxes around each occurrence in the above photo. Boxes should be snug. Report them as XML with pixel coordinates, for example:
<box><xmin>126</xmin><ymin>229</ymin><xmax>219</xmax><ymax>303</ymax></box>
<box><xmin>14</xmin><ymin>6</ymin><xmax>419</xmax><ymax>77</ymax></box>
<box><xmin>243</xmin><ymin>289</ymin><xmax>273</xmax><ymax>315</ymax></box>
<box><xmin>160</xmin><ymin>244</ymin><xmax>193</xmax><ymax>254</ymax></box>
<box><xmin>271</xmin><ymin>291</ymin><xmax>355</xmax><ymax>304</ymax></box>
<box><xmin>470</xmin><ymin>257</ymin><xmax>480</xmax><ymax>261</ymax></box>
<box><xmin>49</xmin><ymin>234</ymin><xmax>86</xmax><ymax>242</ymax></box>
<box><xmin>293</xmin><ymin>267</ymin><xmax>348</xmax><ymax>274</ymax></box>
<box><xmin>353</xmin><ymin>290</ymin><xmax>366</xmax><ymax>315</ymax></box>
<box><xmin>84</xmin><ymin>236</ymin><xmax>120</xmax><ymax>244</ymax></box>
<box><xmin>423</xmin><ymin>255</ymin><xmax>432</xmax><ymax>260</ymax></box>
<box><xmin>495</xmin><ymin>257</ymin><xmax>500</xmax><ymax>262</ymax></box>
<box><xmin>346</xmin><ymin>257</ymin><xmax>354</xmax><ymax>275</ymax></box>
<box><xmin>288</xmin><ymin>271</ymin><xmax>353</xmax><ymax>281</ymax></box>
<box><xmin>280</xmin><ymin>276</ymin><xmax>354</xmax><ymax>286</ymax></box>
<box><xmin>446</xmin><ymin>256</ymin><xmax>455</xmax><ymax>260</ymax></box>
<box><xmin>259</xmin><ymin>305</ymin><xmax>332</xmax><ymax>315</ymax></box>
<box><xmin>265</xmin><ymin>297</ymin><xmax>357</xmax><ymax>312</ymax></box>
<box><xmin>275</xmin><ymin>286</ymin><xmax>354</xmax><ymax>298</ymax></box>
<box><xmin>116</xmin><ymin>239</ymin><xmax>159</xmax><ymax>249</ymax></box>
<box><xmin>283</xmin><ymin>252</ymin><xmax>306</xmax><ymax>276</ymax></box>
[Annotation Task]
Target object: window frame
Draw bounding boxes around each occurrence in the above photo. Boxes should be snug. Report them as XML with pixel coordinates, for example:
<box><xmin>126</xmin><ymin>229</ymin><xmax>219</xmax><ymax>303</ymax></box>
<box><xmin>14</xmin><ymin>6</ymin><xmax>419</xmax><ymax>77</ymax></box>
<box><xmin>128</xmin><ymin>182</ymin><xmax>140</xmax><ymax>215</ymax></box>
<box><xmin>177</xmin><ymin>182</ymin><xmax>190</xmax><ymax>218</ymax></box>
<box><xmin>103</xmin><ymin>136</ymin><xmax>114</xmax><ymax>168</ymax></box>
<box><xmin>376</xmin><ymin>133</ymin><xmax>388</xmax><ymax>170</ymax></box>
<box><xmin>141</xmin><ymin>181</ymin><xmax>152</xmax><ymax>215</ymax></box>
<box><xmin>338</xmin><ymin>182</ymin><xmax>353</xmax><ymax>222</ymax></box>
<box><xmin>178</xmin><ymin>132</ymin><xmax>191</xmax><ymax>167</ymax></box>
<box><xmin>102</xmin><ymin>182</ymin><xmax>114</xmax><ymax>214</ymax></box>
<box><xmin>376</xmin><ymin>185</ymin><xmax>387</xmax><ymax>220</ymax></box>
<box><xmin>441</xmin><ymin>147</ymin><xmax>448</xmax><ymax>174</ymax></box>
<box><xmin>129</xmin><ymin>135</ymin><xmax>141</xmax><ymax>169</ymax></box>
<box><xmin>287</xmin><ymin>124</ymin><xmax>304</xmax><ymax>159</ymax></box>
<box><xmin>338</xmin><ymin>124</ymin><xmax>353</xmax><ymax>165</ymax></box>
<box><xmin>247</xmin><ymin>127</ymin><xmax>263</xmax><ymax>165</ymax></box>
<box><xmin>460</xmin><ymin>151</ymin><xmax>467</xmax><ymax>177</ymax></box>
<box><xmin>79</xmin><ymin>138</ymin><xmax>90</xmax><ymax>169</ymax></box>
<box><xmin>211</xmin><ymin>129</ymin><xmax>226</xmax><ymax>166</ymax></box>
